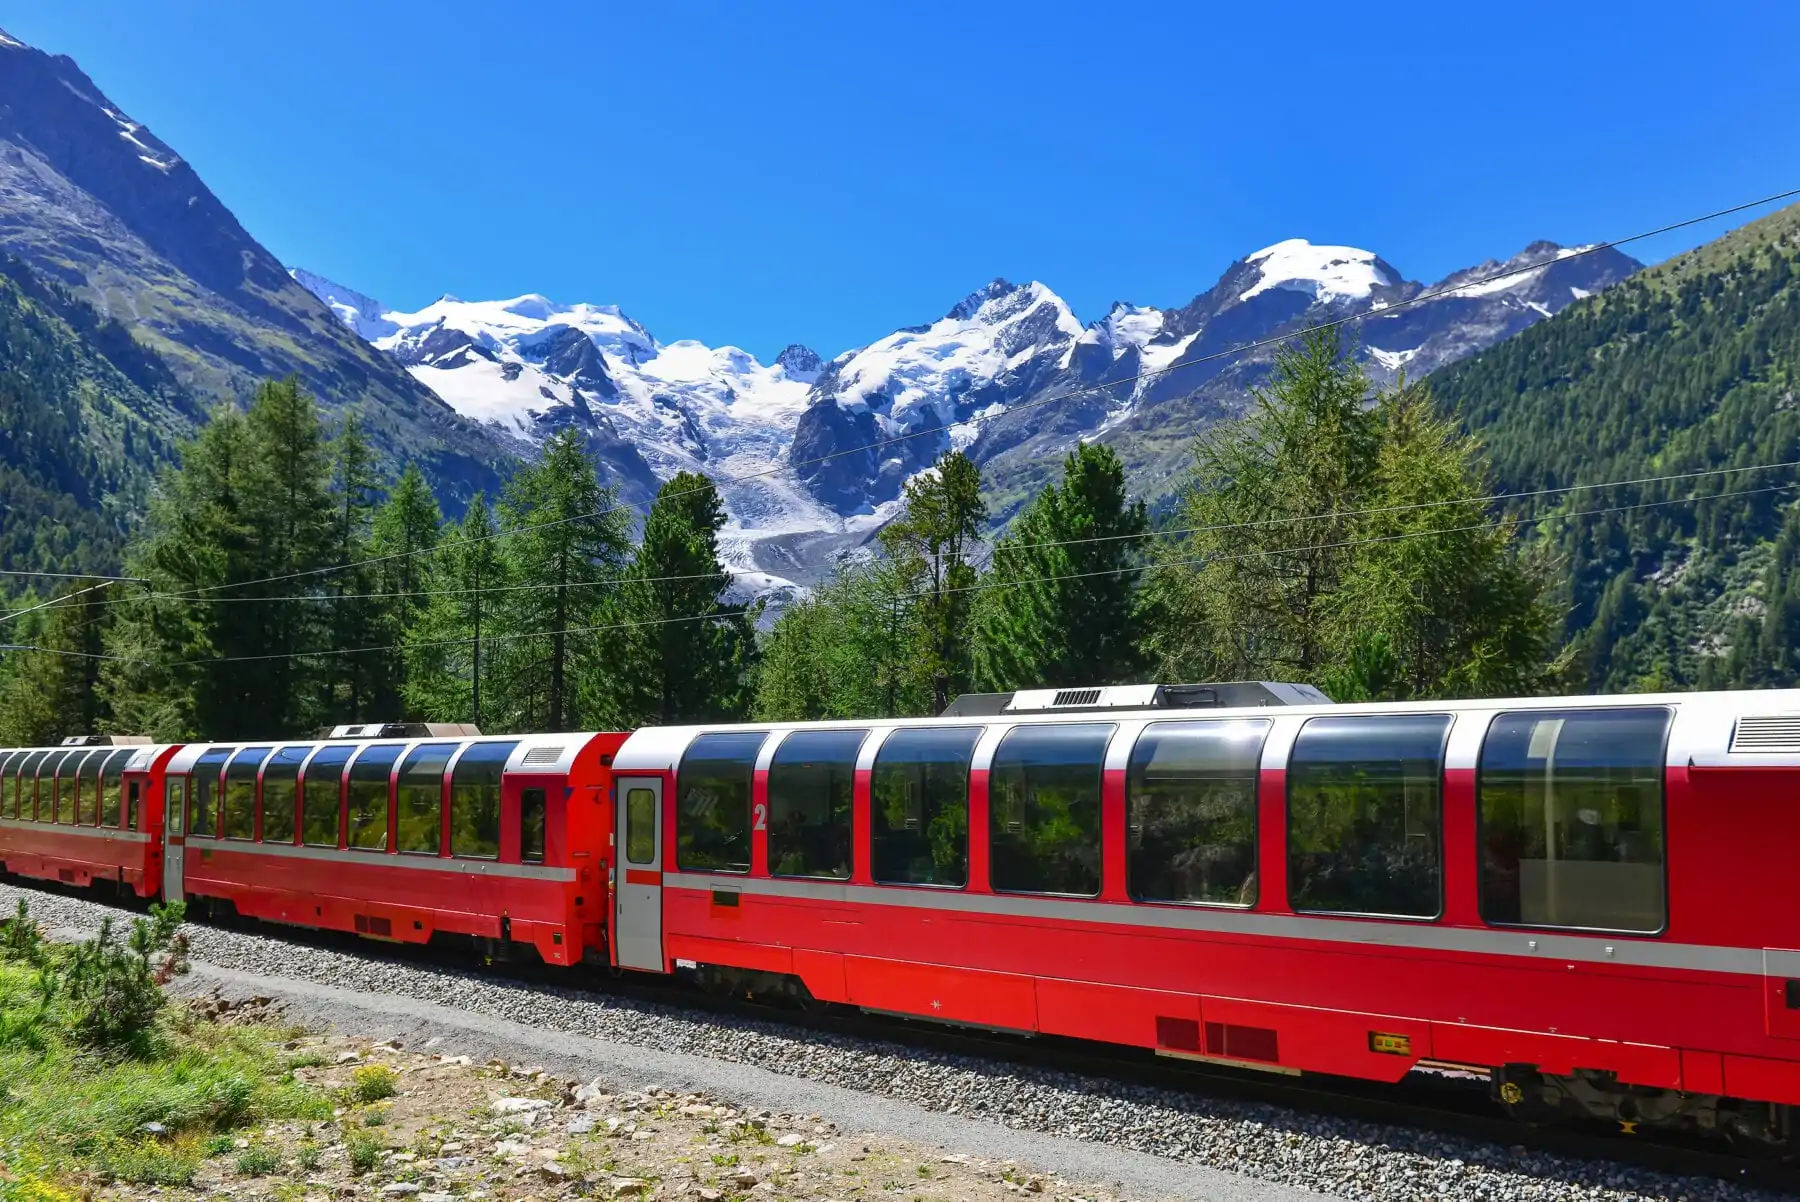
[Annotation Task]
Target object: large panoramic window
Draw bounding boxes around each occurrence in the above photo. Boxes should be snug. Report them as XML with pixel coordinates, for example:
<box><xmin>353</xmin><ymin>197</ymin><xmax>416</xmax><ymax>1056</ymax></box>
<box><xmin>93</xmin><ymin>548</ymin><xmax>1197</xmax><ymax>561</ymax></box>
<box><xmin>1478</xmin><ymin>708</ymin><xmax>1669</xmax><ymax>933</ymax></box>
<box><xmin>674</xmin><ymin>733</ymin><xmax>764</xmax><ymax>873</ymax></box>
<box><xmin>1127</xmin><ymin>719</ymin><xmax>1268</xmax><ymax>906</ymax></box>
<box><xmin>767</xmin><ymin>730</ymin><xmax>864</xmax><ymax>879</ymax></box>
<box><xmin>1287</xmin><ymin>715</ymin><xmax>1449</xmax><ymax>918</ymax></box>
<box><xmin>870</xmin><ymin>727</ymin><xmax>979</xmax><ymax>888</ymax></box>
<box><xmin>989</xmin><ymin>724</ymin><xmax>1112</xmax><ymax>897</ymax></box>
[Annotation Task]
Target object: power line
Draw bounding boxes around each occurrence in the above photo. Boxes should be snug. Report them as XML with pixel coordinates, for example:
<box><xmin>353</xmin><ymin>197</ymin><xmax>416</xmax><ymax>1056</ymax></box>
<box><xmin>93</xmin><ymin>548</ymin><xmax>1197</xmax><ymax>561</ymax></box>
<box><xmin>165</xmin><ymin>481</ymin><xmax>1791</xmax><ymax>667</ymax></box>
<box><xmin>135</xmin><ymin>184</ymin><xmax>1800</xmax><ymax>604</ymax></box>
<box><xmin>0</xmin><ymin>569</ymin><xmax>143</xmax><ymax>582</ymax></box>
<box><xmin>1</xmin><ymin>579</ymin><xmax>135</xmax><ymax>626</ymax></box>
<box><xmin>123</xmin><ymin>455</ymin><xmax>1800</xmax><ymax>607</ymax></box>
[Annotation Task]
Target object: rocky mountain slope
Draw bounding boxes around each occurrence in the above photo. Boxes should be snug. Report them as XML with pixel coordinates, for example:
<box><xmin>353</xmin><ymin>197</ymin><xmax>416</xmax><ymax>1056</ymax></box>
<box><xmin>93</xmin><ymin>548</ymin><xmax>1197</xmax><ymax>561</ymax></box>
<box><xmin>300</xmin><ymin>238</ymin><xmax>1639</xmax><ymax>585</ymax></box>
<box><xmin>0</xmin><ymin>29</ymin><xmax>512</xmax><ymax>509</ymax></box>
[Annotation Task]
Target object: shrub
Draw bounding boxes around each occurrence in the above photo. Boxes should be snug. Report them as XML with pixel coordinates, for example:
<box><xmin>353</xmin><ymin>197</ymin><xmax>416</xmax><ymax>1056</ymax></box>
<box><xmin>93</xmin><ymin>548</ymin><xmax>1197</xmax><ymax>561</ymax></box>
<box><xmin>64</xmin><ymin>902</ymin><xmax>190</xmax><ymax>1049</ymax></box>
<box><xmin>348</xmin><ymin>1133</ymin><xmax>383</xmax><ymax>1174</ymax></box>
<box><xmin>235</xmin><ymin>1145</ymin><xmax>281</xmax><ymax>1176</ymax></box>
<box><xmin>296</xmin><ymin>1142</ymin><xmax>322</xmax><ymax>1171</ymax></box>
<box><xmin>0</xmin><ymin>899</ymin><xmax>47</xmax><ymax>964</ymax></box>
<box><xmin>351</xmin><ymin>1063</ymin><xmax>396</xmax><ymax>1103</ymax></box>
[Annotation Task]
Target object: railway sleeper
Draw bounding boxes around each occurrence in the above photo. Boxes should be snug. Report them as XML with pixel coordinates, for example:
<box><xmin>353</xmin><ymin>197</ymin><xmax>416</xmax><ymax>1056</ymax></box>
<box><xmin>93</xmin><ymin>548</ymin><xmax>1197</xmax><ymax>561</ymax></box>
<box><xmin>1494</xmin><ymin>1063</ymin><xmax>1795</xmax><ymax>1153</ymax></box>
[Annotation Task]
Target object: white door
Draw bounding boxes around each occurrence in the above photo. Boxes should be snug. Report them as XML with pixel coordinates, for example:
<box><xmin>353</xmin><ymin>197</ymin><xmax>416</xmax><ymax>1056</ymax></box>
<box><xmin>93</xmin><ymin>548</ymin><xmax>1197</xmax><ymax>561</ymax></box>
<box><xmin>162</xmin><ymin>777</ymin><xmax>186</xmax><ymax>902</ymax></box>
<box><xmin>614</xmin><ymin>777</ymin><xmax>664</xmax><ymax>972</ymax></box>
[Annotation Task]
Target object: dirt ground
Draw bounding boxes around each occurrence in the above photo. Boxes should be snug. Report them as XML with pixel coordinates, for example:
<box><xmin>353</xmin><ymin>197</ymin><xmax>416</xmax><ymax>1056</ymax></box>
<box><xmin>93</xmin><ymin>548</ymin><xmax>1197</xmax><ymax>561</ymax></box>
<box><xmin>123</xmin><ymin>991</ymin><xmax>1133</xmax><ymax>1202</ymax></box>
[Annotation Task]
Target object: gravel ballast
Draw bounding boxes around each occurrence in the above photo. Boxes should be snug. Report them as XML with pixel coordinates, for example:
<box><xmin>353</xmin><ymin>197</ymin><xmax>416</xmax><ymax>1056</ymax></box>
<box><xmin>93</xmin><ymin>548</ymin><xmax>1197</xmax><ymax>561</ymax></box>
<box><xmin>5</xmin><ymin>882</ymin><xmax>1780</xmax><ymax>1202</ymax></box>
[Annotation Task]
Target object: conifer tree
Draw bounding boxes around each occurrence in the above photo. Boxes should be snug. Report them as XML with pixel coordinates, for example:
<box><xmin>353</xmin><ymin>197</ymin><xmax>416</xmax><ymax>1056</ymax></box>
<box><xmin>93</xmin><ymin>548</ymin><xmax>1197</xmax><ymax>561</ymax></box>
<box><xmin>368</xmin><ymin>464</ymin><xmax>442</xmax><ymax>717</ymax></box>
<box><xmin>879</xmin><ymin>451</ymin><xmax>985</xmax><ymax>712</ymax></box>
<box><xmin>323</xmin><ymin>414</ymin><xmax>384</xmax><ymax>720</ymax></box>
<box><xmin>105</xmin><ymin>378</ymin><xmax>336</xmax><ymax>739</ymax></box>
<box><xmin>0</xmin><ymin>582</ymin><xmax>117</xmax><ymax>745</ymax></box>
<box><xmin>752</xmin><ymin>555</ymin><xmax>933</xmax><ymax>721</ymax></box>
<box><xmin>971</xmin><ymin>443</ymin><xmax>1147</xmax><ymax>691</ymax></box>
<box><xmin>493</xmin><ymin>430</ymin><xmax>629</xmax><ymax>731</ymax></box>
<box><xmin>584</xmin><ymin>473</ymin><xmax>756</xmax><ymax>728</ymax></box>
<box><xmin>403</xmin><ymin>493</ymin><xmax>505</xmax><ymax>727</ymax></box>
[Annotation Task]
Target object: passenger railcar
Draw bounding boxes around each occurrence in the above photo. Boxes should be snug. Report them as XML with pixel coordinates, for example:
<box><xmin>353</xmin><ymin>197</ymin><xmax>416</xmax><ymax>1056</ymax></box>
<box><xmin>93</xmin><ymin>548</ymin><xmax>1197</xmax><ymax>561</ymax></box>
<box><xmin>0</xmin><ymin>736</ymin><xmax>175</xmax><ymax>898</ymax></box>
<box><xmin>157</xmin><ymin>725</ymin><xmax>626</xmax><ymax>967</ymax></box>
<box><xmin>605</xmin><ymin>683</ymin><xmax>1800</xmax><ymax>1145</ymax></box>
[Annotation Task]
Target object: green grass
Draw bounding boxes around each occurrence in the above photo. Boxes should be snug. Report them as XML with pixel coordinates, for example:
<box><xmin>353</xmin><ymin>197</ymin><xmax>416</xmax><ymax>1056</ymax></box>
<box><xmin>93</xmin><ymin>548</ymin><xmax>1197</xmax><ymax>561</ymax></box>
<box><xmin>0</xmin><ymin>923</ymin><xmax>328</xmax><ymax>1194</ymax></box>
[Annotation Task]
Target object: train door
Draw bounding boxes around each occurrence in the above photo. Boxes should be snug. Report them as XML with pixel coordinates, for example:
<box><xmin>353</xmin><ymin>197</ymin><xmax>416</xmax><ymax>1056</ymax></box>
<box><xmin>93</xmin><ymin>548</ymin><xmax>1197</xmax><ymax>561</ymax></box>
<box><xmin>163</xmin><ymin>775</ymin><xmax>186</xmax><ymax>901</ymax></box>
<box><xmin>613</xmin><ymin>777</ymin><xmax>664</xmax><ymax>971</ymax></box>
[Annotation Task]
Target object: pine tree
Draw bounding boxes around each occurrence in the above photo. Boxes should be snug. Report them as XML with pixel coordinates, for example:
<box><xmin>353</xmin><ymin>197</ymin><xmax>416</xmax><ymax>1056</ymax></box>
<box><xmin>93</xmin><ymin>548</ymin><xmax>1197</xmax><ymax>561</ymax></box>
<box><xmin>493</xmin><ymin>430</ymin><xmax>629</xmax><ymax>730</ymax></box>
<box><xmin>403</xmin><ymin>494</ymin><xmax>505</xmax><ymax>728</ymax></box>
<box><xmin>584</xmin><ymin>473</ymin><xmax>757</xmax><ymax>728</ymax></box>
<box><xmin>323</xmin><ymin>414</ymin><xmax>384</xmax><ymax>721</ymax></box>
<box><xmin>368</xmin><ymin>464</ymin><xmax>442</xmax><ymax>718</ymax></box>
<box><xmin>0</xmin><ymin>582</ymin><xmax>117</xmax><ymax>745</ymax></box>
<box><xmin>105</xmin><ymin>378</ymin><xmax>336</xmax><ymax>739</ymax></box>
<box><xmin>971</xmin><ymin>443</ymin><xmax>1148</xmax><ymax>691</ymax></box>
<box><xmin>879</xmin><ymin>451</ymin><xmax>985</xmax><ymax>712</ymax></box>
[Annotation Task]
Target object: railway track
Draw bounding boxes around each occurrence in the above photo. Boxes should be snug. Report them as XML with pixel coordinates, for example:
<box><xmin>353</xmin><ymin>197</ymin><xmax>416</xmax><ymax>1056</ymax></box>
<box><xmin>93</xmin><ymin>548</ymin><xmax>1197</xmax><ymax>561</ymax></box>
<box><xmin>10</xmin><ymin>874</ymin><xmax>1797</xmax><ymax>1199</ymax></box>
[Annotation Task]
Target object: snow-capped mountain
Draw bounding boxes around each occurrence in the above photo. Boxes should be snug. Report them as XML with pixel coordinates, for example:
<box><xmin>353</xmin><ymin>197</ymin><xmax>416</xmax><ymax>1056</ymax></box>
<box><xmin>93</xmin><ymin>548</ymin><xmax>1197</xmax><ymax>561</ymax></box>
<box><xmin>293</xmin><ymin>235</ymin><xmax>1639</xmax><ymax>585</ymax></box>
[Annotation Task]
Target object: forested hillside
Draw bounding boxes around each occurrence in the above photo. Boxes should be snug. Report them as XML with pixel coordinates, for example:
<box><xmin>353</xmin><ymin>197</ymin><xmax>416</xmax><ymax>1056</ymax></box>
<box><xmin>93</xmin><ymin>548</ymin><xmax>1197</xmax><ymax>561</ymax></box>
<box><xmin>0</xmin><ymin>255</ymin><xmax>198</xmax><ymax>578</ymax></box>
<box><xmin>1432</xmin><ymin>203</ymin><xmax>1800</xmax><ymax>691</ymax></box>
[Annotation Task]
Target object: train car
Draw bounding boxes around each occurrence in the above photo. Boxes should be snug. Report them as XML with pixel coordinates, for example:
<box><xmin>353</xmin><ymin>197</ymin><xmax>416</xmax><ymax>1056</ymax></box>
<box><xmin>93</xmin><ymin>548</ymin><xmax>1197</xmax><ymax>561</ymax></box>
<box><xmin>0</xmin><ymin>736</ymin><xmax>177</xmax><ymax>898</ymax></box>
<box><xmin>159</xmin><ymin>724</ymin><xmax>627</xmax><ymax>967</ymax></box>
<box><xmin>602</xmin><ymin>681</ymin><xmax>1800</xmax><ymax>1148</ymax></box>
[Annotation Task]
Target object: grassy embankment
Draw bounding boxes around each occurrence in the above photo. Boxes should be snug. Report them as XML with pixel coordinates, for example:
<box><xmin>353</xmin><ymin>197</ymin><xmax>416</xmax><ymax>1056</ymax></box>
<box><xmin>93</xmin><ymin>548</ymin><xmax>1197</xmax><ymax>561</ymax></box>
<box><xmin>0</xmin><ymin>900</ymin><xmax>329</xmax><ymax>1200</ymax></box>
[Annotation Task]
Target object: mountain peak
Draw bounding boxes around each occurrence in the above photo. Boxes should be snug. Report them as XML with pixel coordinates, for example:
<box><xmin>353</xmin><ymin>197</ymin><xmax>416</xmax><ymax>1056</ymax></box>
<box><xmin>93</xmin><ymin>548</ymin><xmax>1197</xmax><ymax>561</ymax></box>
<box><xmin>775</xmin><ymin>343</ymin><xmax>824</xmax><ymax>376</ymax></box>
<box><xmin>1239</xmin><ymin>239</ymin><xmax>1394</xmax><ymax>305</ymax></box>
<box><xmin>0</xmin><ymin>28</ymin><xmax>28</xmax><ymax>50</ymax></box>
<box><xmin>947</xmin><ymin>277</ymin><xmax>1025</xmax><ymax>322</ymax></box>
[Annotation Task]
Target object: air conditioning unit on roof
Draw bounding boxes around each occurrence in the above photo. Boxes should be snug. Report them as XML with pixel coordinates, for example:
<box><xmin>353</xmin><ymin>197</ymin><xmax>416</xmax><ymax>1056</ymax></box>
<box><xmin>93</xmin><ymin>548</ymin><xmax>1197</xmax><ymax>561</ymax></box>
<box><xmin>938</xmin><ymin>681</ymin><xmax>1333</xmax><ymax>717</ymax></box>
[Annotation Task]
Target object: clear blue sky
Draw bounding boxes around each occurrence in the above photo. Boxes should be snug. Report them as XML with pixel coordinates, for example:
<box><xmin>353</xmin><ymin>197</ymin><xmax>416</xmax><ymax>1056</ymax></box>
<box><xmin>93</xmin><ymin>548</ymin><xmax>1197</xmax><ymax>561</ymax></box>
<box><xmin>8</xmin><ymin>1</ymin><xmax>1799</xmax><ymax>362</ymax></box>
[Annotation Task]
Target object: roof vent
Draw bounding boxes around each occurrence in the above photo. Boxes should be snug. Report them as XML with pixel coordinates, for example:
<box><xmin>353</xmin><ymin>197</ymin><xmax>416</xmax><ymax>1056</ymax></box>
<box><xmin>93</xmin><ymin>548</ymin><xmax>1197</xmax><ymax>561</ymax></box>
<box><xmin>316</xmin><ymin>722</ymin><xmax>483</xmax><ymax>740</ymax></box>
<box><xmin>58</xmin><ymin>734</ymin><xmax>150</xmax><ymax>747</ymax></box>
<box><xmin>522</xmin><ymin>745</ymin><xmax>564</xmax><ymax>766</ymax></box>
<box><xmin>1731</xmin><ymin>714</ymin><xmax>1800</xmax><ymax>753</ymax></box>
<box><xmin>942</xmin><ymin>681</ymin><xmax>1334</xmax><ymax>718</ymax></box>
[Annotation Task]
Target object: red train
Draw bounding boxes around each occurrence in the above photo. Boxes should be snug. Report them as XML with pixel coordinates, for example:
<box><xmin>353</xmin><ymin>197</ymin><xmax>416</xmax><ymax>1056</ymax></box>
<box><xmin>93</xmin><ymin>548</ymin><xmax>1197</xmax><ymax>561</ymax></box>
<box><xmin>3</xmin><ymin>683</ymin><xmax>1800</xmax><ymax>1148</ymax></box>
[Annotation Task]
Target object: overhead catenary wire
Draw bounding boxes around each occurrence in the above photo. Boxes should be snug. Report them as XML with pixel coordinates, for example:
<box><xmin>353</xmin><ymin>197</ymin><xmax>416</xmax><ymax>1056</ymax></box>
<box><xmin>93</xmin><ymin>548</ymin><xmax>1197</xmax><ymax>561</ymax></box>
<box><xmin>100</xmin><ymin>454</ymin><xmax>1800</xmax><ymax>607</ymax></box>
<box><xmin>125</xmin><ymin>184</ymin><xmax>1800</xmax><ymax>605</ymax></box>
<box><xmin>154</xmin><ymin>479</ymin><xmax>1793</xmax><ymax>668</ymax></box>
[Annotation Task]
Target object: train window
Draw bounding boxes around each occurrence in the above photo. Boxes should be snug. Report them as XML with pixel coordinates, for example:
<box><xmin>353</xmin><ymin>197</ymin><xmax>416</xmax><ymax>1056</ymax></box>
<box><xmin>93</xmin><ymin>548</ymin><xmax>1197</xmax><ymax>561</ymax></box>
<box><xmin>520</xmin><ymin>788</ymin><xmax>547</xmax><ymax>864</ymax></box>
<box><xmin>188</xmin><ymin>749</ymin><xmax>230</xmax><ymax>837</ymax></box>
<box><xmin>396</xmin><ymin>743</ymin><xmax>455</xmax><ymax>855</ymax></box>
<box><xmin>222</xmin><ymin>747</ymin><xmax>270</xmax><ymax>841</ymax></box>
<box><xmin>1127</xmin><ymin>719</ymin><xmax>1269</xmax><ymax>906</ymax></box>
<box><xmin>990</xmin><ymin>724</ymin><xmax>1112</xmax><ymax>897</ymax></box>
<box><xmin>17</xmin><ymin>751</ymin><xmax>46</xmax><ymax>820</ymax></box>
<box><xmin>40</xmin><ymin>750</ymin><xmax>73</xmax><ymax>822</ymax></box>
<box><xmin>166</xmin><ymin>779</ymin><xmax>184</xmax><ymax>835</ymax></box>
<box><xmin>99</xmin><ymin>749</ymin><xmax>132</xmax><ymax>828</ymax></box>
<box><xmin>260</xmin><ymin>747</ymin><xmax>307</xmax><ymax>844</ymax></box>
<box><xmin>0</xmin><ymin>750</ymin><xmax>21</xmax><ymax>818</ymax></box>
<box><xmin>52</xmin><ymin>750</ymin><xmax>82</xmax><ymax>824</ymax></box>
<box><xmin>346</xmin><ymin>744</ymin><xmax>403</xmax><ymax>852</ymax></box>
<box><xmin>450</xmin><ymin>742</ymin><xmax>516</xmax><ymax>860</ymax></box>
<box><xmin>54</xmin><ymin>750</ymin><xmax>85</xmax><ymax>824</ymax></box>
<box><xmin>768</xmin><ymin>730</ymin><xmax>864</xmax><ymax>880</ymax></box>
<box><xmin>76</xmin><ymin>750</ymin><xmax>104</xmax><ymax>825</ymax></box>
<box><xmin>1287</xmin><ymin>715</ymin><xmax>1449</xmax><ymax>918</ymax></box>
<box><xmin>675</xmin><ymin>732</ymin><xmax>764</xmax><ymax>874</ymax></box>
<box><xmin>1478</xmin><ymin>707</ymin><xmax>1670</xmax><ymax>934</ymax></box>
<box><xmin>625</xmin><ymin>788</ymin><xmax>657</xmax><ymax>865</ymax></box>
<box><xmin>301</xmin><ymin>745</ymin><xmax>351</xmax><ymax>848</ymax></box>
<box><xmin>871</xmin><ymin>727</ymin><xmax>979</xmax><ymax>888</ymax></box>
<box><xmin>126</xmin><ymin>780</ymin><xmax>142</xmax><ymax>832</ymax></box>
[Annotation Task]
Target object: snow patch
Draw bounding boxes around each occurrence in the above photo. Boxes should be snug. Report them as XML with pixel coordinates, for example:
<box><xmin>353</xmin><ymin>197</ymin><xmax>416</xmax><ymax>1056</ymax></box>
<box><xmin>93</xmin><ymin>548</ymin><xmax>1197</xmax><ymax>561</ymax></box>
<box><xmin>1368</xmin><ymin>345</ymin><xmax>1421</xmax><ymax>372</ymax></box>
<box><xmin>1240</xmin><ymin>239</ymin><xmax>1391</xmax><ymax>305</ymax></box>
